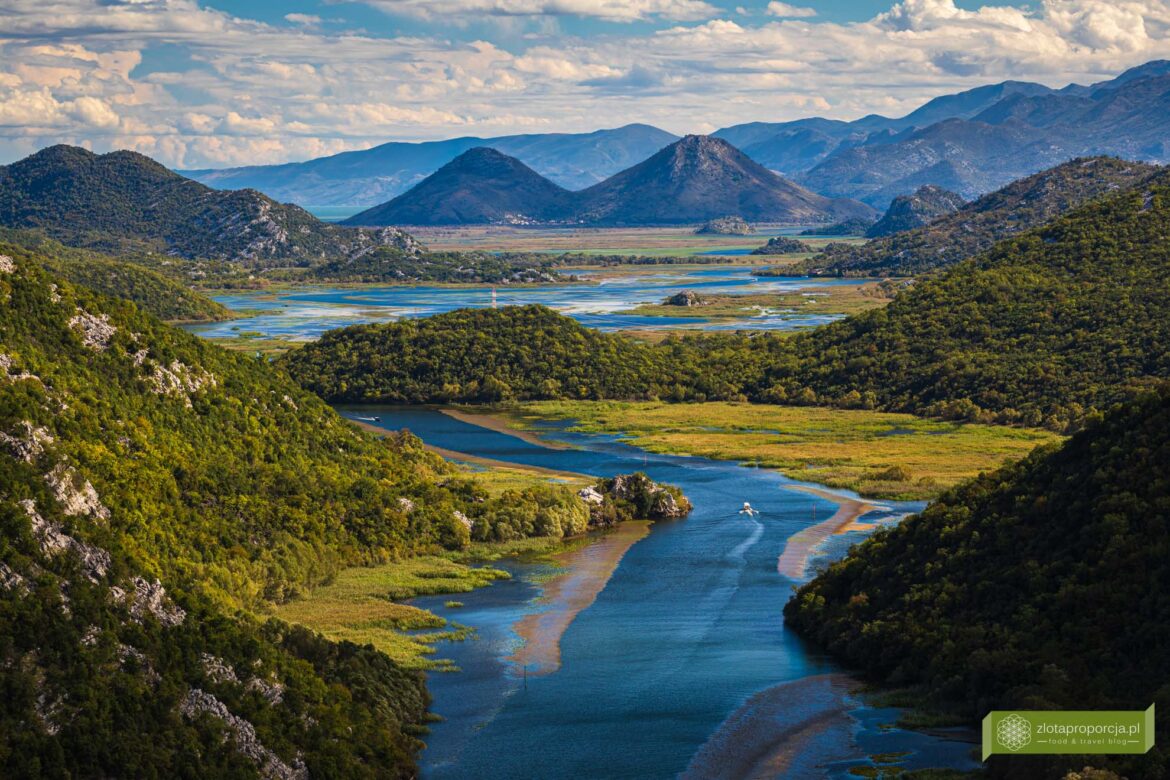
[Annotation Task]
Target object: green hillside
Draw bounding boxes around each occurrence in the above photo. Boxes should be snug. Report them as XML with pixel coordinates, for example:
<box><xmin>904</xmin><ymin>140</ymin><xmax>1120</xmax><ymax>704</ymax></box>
<box><xmin>0</xmin><ymin>230</ymin><xmax>230</xmax><ymax>321</ymax></box>
<box><xmin>798</xmin><ymin>157</ymin><xmax>1157</xmax><ymax>277</ymax></box>
<box><xmin>764</xmin><ymin>167</ymin><xmax>1170</xmax><ymax>429</ymax></box>
<box><xmin>784</xmin><ymin>387</ymin><xmax>1170</xmax><ymax>778</ymax></box>
<box><xmin>0</xmin><ymin>249</ymin><xmax>651</xmax><ymax>776</ymax></box>
<box><xmin>280</xmin><ymin>304</ymin><xmax>772</xmax><ymax>404</ymax></box>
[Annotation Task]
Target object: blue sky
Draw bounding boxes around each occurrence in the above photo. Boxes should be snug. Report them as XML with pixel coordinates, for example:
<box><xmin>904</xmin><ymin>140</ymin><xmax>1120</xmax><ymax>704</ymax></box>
<box><xmin>0</xmin><ymin>0</ymin><xmax>1167</xmax><ymax>168</ymax></box>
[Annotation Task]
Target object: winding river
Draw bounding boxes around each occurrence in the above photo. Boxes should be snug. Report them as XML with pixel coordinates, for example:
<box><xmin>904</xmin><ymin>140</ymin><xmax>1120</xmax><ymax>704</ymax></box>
<box><xmin>340</xmin><ymin>407</ymin><xmax>980</xmax><ymax>779</ymax></box>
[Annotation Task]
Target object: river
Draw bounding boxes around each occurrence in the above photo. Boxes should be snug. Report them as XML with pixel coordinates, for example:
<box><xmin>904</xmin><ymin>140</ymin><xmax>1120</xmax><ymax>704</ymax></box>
<box><xmin>186</xmin><ymin>266</ymin><xmax>857</xmax><ymax>342</ymax></box>
<box><xmin>338</xmin><ymin>407</ymin><xmax>980</xmax><ymax>779</ymax></box>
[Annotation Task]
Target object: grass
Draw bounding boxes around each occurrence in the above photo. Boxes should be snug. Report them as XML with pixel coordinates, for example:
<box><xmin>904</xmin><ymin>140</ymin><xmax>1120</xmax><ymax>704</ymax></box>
<box><xmin>621</xmin><ymin>282</ymin><xmax>897</xmax><ymax>320</ymax></box>
<box><xmin>270</xmin><ymin>556</ymin><xmax>509</xmax><ymax>670</ymax></box>
<box><xmin>499</xmin><ymin>401</ymin><xmax>1062</xmax><ymax>501</ymax></box>
<box><xmin>268</xmin><ymin>455</ymin><xmax>594</xmax><ymax>669</ymax></box>
<box><xmin>462</xmin><ymin>462</ymin><xmax>589</xmax><ymax>496</ymax></box>
<box><xmin>413</xmin><ymin>225</ymin><xmax>862</xmax><ymax>257</ymax></box>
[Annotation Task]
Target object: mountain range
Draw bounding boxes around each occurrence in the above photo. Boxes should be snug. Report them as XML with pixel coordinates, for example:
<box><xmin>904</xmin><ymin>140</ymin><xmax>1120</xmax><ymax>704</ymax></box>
<box><xmin>0</xmin><ymin>145</ymin><xmax>420</xmax><ymax>265</ymax></box>
<box><xmin>188</xmin><ymin>124</ymin><xmax>678</xmax><ymax>209</ymax></box>
<box><xmin>185</xmin><ymin>61</ymin><xmax>1170</xmax><ymax>211</ymax></box>
<box><xmin>345</xmin><ymin>136</ymin><xmax>875</xmax><ymax>227</ymax></box>
<box><xmin>802</xmin><ymin>156</ymin><xmax>1159</xmax><ymax>276</ymax></box>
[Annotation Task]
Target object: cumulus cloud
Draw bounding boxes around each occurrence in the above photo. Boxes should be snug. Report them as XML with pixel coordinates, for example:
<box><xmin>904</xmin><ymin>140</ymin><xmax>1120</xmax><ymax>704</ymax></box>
<box><xmin>1</xmin><ymin>0</ymin><xmax>1170</xmax><ymax>168</ymax></box>
<box><xmin>765</xmin><ymin>2</ymin><xmax>816</xmax><ymax>18</ymax></box>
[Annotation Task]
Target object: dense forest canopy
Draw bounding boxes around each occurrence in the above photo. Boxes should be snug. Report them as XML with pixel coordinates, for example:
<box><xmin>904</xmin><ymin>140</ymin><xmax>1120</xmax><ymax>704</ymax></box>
<box><xmin>0</xmin><ymin>229</ymin><xmax>229</xmax><ymax>322</ymax></box>
<box><xmin>281</xmin><ymin>304</ymin><xmax>778</xmax><ymax>405</ymax></box>
<box><xmin>784</xmin><ymin>387</ymin><xmax>1170</xmax><ymax>779</ymax></box>
<box><xmin>766</xmin><ymin>166</ymin><xmax>1170</xmax><ymax>430</ymax></box>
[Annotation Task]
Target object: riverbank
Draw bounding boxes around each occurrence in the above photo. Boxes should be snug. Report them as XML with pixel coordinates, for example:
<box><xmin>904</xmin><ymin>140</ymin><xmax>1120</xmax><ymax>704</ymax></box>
<box><xmin>777</xmin><ymin>486</ymin><xmax>883</xmax><ymax>581</ymax></box>
<box><xmin>441</xmin><ymin>407</ymin><xmax>572</xmax><ymax>450</ymax></box>
<box><xmin>509</xmin><ymin>521</ymin><xmax>652</xmax><ymax>675</ymax></box>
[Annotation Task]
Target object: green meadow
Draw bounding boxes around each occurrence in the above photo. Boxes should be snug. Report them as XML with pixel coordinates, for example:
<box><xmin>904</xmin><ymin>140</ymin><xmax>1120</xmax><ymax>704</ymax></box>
<box><xmin>500</xmin><ymin>401</ymin><xmax>1061</xmax><ymax>500</ymax></box>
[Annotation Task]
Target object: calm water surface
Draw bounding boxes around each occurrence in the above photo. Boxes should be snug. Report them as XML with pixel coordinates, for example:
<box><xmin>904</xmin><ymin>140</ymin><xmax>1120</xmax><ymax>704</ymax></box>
<box><xmin>338</xmin><ymin>407</ymin><xmax>980</xmax><ymax>779</ymax></box>
<box><xmin>188</xmin><ymin>266</ymin><xmax>854</xmax><ymax>342</ymax></box>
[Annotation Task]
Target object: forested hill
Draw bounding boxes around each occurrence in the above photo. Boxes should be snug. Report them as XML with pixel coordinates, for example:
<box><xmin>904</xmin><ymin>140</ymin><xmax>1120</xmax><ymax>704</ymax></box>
<box><xmin>0</xmin><ymin>230</ymin><xmax>229</xmax><ymax>321</ymax></box>
<box><xmin>0</xmin><ymin>145</ymin><xmax>420</xmax><ymax>266</ymax></box>
<box><xmin>280</xmin><ymin>304</ymin><xmax>772</xmax><ymax>404</ymax></box>
<box><xmin>0</xmin><ymin>249</ymin><xmax>638</xmax><ymax>775</ymax></box>
<box><xmin>784</xmin><ymin>386</ymin><xmax>1170</xmax><ymax>778</ymax></box>
<box><xmin>766</xmin><ymin>166</ymin><xmax>1170</xmax><ymax>430</ymax></box>
<box><xmin>797</xmin><ymin>157</ymin><xmax>1158</xmax><ymax>276</ymax></box>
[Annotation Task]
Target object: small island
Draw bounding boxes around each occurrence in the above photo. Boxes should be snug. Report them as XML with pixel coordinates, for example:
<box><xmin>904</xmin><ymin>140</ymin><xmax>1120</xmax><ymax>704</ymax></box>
<box><xmin>695</xmin><ymin>216</ymin><xmax>755</xmax><ymax>235</ymax></box>
<box><xmin>750</xmin><ymin>235</ymin><xmax>814</xmax><ymax>255</ymax></box>
<box><xmin>663</xmin><ymin>290</ymin><xmax>709</xmax><ymax>307</ymax></box>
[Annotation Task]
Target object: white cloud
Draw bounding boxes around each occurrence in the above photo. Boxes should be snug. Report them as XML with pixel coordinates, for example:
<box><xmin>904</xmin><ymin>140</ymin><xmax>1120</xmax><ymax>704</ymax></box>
<box><xmin>357</xmin><ymin>0</ymin><xmax>718</xmax><ymax>23</ymax></box>
<box><xmin>765</xmin><ymin>2</ymin><xmax>816</xmax><ymax>18</ymax></box>
<box><xmin>67</xmin><ymin>96</ymin><xmax>120</xmax><ymax>129</ymax></box>
<box><xmin>284</xmin><ymin>13</ymin><xmax>322</xmax><ymax>25</ymax></box>
<box><xmin>1</xmin><ymin>0</ymin><xmax>1170</xmax><ymax>168</ymax></box>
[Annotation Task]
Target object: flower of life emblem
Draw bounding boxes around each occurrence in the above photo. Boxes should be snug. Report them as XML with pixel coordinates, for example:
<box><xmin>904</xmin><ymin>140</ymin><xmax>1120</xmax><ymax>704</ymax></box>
<box><xmin>996</xmin><ymin>713</ymin><xmax>1032</xmax><ymax>751</ymax></box>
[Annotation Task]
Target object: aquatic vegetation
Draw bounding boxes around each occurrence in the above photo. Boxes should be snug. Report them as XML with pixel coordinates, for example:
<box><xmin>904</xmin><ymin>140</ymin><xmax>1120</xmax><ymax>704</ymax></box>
<box><xmin>504</xmin><ymin>401</ymin><xmax>1059</xmax><ymax>500</ymax></box>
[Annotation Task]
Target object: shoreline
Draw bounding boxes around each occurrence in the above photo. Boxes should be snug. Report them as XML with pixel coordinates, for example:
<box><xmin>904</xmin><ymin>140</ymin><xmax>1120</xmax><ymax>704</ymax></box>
<box><xmin>440</xmin><ymin>407</ymin><xmax>572</xmax><ymax>450</ymax></box>
<box><xmin>776</xmin><ymin>485</ymin><xmax>883</xmax><ymax>581</ymax></box>
<box><xmin>680</xmin><ymin>674</ymin><xmax>859</xmax><ymax>780</ymax></box>
<box><xmin>508</xmin><ymin>521</ymin><xmax>651</xmax><ymax>676</ymax></box>
<box><xmin>348</xmin><ymin>417</ymin><xmax>587</xmax><ymax>480</ymax></box>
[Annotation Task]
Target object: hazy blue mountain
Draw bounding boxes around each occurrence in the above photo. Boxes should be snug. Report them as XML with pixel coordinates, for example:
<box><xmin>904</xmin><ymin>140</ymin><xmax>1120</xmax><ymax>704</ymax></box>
<box><xmin>189</xmin><ymin>124</ymin><xmax>678</xmax><ymax>208</ymax></box>
<box><xmin>713</xmin><ymin>80</ymin><xmax>1052</xmax><ymax>176</ymax></box>
<box><xmin>798</xmin><ymin>65</ymin><xmax>1170</xmax><ymax>206</ymax></box>
<box><xmin>344</xmin><ymin>148</ymin><xmax>575</xmax><ymax>226</ymax></box>
<box><xmin>186</xmin><ymin>60</ymin><xmax>1170</xmax><ymax>213</ymax></box>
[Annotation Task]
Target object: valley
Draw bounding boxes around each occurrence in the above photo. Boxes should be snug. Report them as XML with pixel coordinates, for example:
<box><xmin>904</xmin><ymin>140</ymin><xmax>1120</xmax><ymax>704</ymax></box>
<box><xmin>4</xmin><ymin>26</ymin><xmax>1170</xmax><ymax>779</ymax></box>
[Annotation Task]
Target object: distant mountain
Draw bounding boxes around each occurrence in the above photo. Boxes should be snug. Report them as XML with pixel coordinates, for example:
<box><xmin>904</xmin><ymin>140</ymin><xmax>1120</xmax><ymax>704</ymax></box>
<box><xmin>797</xmin><ymin>63</ymin><xmax>1170</xmax><ymax>206</ymax></box>
<box><xmin>713</xmin><ymin>80</ymin><xmax>1053</xmax><ymax>177</ymax></box>
<box><xmin>344</xmin><ymin>148</ymin><xmax>574</xmax><ymax>226</ymax></box>
<box><xmin>801</xmin><ymin>157</ymin><xmax>1158</xmax><ymax>276</ymax></box>
<box><xmin>865</xmin><ymin>185</ymin><xmax>965</xmax><ymax>237</ymax></box>
<box><xmin>189</xmin><ymin>124</ymin><xmax>679</xmax><ymax>208</ymax></box>
<box><xmin>0</xmin><ymin>145</ymin><xmax>420</xmax><ymax>265</ymax></box>
<box><xmin>349</xmin><ymin>136</ymin><xmax>872</xmax><ymax>227</ymax></box>
<box><xmin>185</xmin><ymin>61</ymin><xmax>1170</xmax><ymax>213</ymax></box>
<box><xmin>572</xmin><ymin>135</ymin><xmax>875</xmax><ymax>226</ymax></box>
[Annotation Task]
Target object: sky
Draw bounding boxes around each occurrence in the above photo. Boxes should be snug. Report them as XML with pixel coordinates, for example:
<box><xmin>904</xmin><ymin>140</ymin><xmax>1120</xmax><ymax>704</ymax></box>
<box><xmin>1</xmin><ymin>0</ymin><xmax>1169</xmax><ymax>169</ymax></box>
